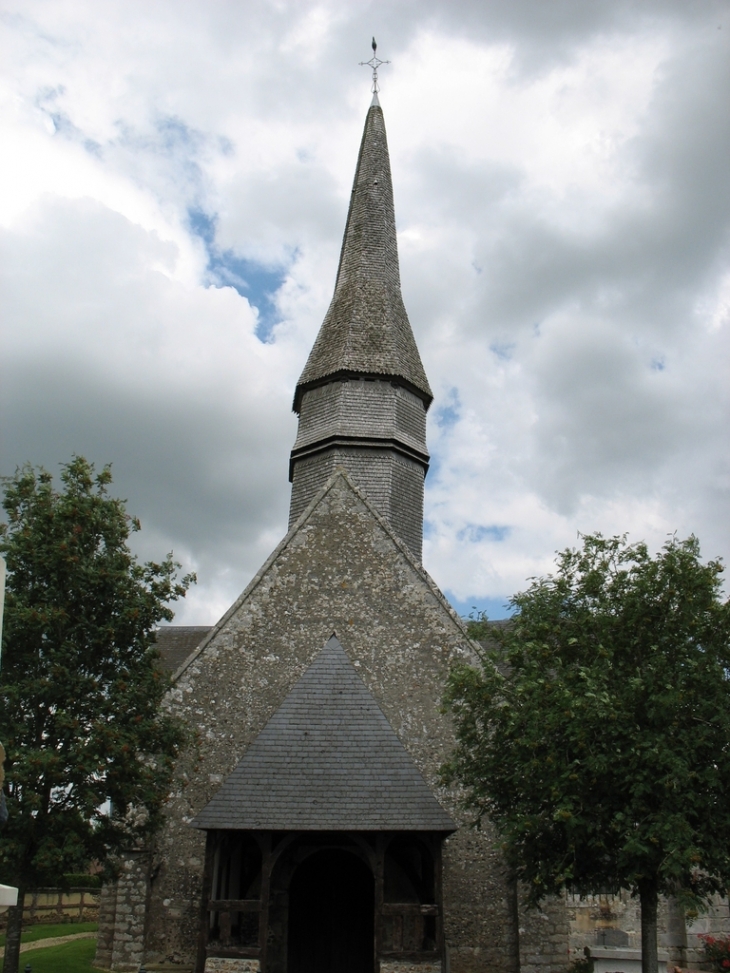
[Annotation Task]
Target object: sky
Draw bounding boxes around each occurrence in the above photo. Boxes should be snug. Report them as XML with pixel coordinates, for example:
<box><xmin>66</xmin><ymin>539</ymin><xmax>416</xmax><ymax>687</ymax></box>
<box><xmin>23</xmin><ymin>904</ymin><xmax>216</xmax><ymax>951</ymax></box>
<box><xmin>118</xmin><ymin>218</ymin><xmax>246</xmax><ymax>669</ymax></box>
<box><xmin>1</xmin><ymin>0</ymin><xmax>728</xmax><ymax>624</ymax></box>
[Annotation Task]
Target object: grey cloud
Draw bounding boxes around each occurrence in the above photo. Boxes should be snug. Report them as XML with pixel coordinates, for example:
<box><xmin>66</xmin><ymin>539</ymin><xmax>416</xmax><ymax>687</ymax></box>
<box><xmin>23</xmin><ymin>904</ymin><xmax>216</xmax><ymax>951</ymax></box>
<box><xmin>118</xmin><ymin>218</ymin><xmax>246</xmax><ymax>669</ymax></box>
<box><xmin>524</xmin><ymin>318</ymin><xmax>687</xmax><ymax>510</ymax></box>
<box><xmin>2</xmin><ymin>0</ymin><xmax>728</xmax><ymax>621</ymax></box>
<box><xmin>0</xmin><ymin>197</ymin><xmax>297</xmax><ymax>622</ymax></box>
<box><xmin>399</xmin><ymin>28</ymin><xmax>730</xmax><ymax>359</ymax></box>
<box><xmin>216</xmin><ymin>159</ymin><xmax>345</xmax><ymax>258</ymax></box>
<box><xmin>0</xmin><ymin>362</ymin><xmax>292</xmax><ymax>559</ymax></box>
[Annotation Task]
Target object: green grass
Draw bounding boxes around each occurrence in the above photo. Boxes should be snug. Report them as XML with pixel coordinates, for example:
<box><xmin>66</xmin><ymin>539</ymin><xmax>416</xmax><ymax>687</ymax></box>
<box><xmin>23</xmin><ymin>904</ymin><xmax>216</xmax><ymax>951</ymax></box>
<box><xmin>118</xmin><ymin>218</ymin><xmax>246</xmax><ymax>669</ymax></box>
<box><xmin>9</xmin><ymin>937</ymin><xmax>103</xmax><ymax>973</ymax></box>
<box><xmin>0</xmin><ymin>922</ymin><xmax>98</xmax><ymax>948</ymax></box>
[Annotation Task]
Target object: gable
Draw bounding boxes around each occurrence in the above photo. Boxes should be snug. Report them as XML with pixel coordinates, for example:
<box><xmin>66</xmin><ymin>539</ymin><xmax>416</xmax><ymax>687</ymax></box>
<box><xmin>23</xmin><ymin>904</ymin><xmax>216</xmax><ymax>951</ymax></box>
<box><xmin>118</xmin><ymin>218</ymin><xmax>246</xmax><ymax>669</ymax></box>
<box><xmin>167</xmin><ymin>470</ymin><xmax>473</xmax><ymax>826</ymax></box>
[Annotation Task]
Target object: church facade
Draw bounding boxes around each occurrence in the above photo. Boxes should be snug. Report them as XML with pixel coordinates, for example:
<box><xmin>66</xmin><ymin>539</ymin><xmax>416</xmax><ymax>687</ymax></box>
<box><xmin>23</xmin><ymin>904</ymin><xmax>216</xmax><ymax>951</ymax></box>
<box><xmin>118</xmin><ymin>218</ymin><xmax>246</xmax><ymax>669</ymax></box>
<box><xmin>94</xmin><ymin>94</ymin><xmax>726</xmax><ymax>973</ymax></box>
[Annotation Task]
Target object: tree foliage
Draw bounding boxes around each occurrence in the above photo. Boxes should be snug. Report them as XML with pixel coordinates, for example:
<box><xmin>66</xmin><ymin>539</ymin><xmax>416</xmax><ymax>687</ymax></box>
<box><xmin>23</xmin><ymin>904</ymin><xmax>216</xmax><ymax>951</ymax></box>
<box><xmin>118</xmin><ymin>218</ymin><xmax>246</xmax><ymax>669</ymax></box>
<box><xmin>0</xmin><ymin>457</ymin><xmax>194</xmax><ymax>895</ymax></box>
<box><xmin>445</xmin><ymin>533</ymin><xmax>730</xmax><ymax>973</ymax></box>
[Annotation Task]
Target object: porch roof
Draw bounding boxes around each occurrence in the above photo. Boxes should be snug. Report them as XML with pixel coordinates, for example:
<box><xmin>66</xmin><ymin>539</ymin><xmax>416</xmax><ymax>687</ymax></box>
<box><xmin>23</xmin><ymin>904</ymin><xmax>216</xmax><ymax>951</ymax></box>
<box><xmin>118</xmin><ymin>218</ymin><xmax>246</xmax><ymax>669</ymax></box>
<box><xmin>192</xmin><ymin>635</ymin><xmax>456</xmax><ymax>832</ymax></box>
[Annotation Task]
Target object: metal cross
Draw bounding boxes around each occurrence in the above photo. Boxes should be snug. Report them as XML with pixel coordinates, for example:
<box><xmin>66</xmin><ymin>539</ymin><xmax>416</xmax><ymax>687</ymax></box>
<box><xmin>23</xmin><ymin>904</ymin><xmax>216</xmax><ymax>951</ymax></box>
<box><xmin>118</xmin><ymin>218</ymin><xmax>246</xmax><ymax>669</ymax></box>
<box><xmin>359</xmin><ymin>37</ymin><xmax>390</xmax><ymax>94</ymax></box>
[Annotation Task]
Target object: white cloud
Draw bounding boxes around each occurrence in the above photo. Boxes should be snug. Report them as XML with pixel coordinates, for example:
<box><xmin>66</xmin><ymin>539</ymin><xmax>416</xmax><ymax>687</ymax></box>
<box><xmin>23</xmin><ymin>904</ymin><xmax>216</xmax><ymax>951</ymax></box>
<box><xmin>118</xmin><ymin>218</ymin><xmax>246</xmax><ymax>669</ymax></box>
<box><xmin>1</xmin><ymin>0</ymin><xmax>728</xmax><ymax>622</ymax></box>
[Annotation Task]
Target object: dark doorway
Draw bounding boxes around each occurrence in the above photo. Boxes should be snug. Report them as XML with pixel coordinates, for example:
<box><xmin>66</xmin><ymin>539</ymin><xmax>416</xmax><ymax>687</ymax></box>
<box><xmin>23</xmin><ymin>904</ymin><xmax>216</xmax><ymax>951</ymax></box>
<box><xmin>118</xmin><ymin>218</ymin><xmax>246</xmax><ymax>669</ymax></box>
<box><xmin>288</xmin><ymin>849</ymin><xmax>374</xmax><ymax>973</ymax></box>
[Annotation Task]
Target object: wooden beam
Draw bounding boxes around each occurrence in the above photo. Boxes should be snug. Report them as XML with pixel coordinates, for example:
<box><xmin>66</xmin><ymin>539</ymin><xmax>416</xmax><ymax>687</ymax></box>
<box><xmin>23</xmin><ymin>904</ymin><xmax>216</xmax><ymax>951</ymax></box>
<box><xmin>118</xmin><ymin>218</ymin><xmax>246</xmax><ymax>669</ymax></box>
<box><xmin>259</xmin><ymin>832</ymin><xmax>272</xmax><ymax>973</ymax></box>
<box><xmin>374</xmin><ymin>834</ymin><xmax>385</xmax><ymax>973</ymax></box>
<box><xmin>219</xmin><ymin>910</ymin><xmax>231</xmax><ymax>944</ymax></box>
<box><xmin>206</xmin><ymin>947</ymin><xmax>261</xmax><ymax>959</ymax></box>
<box><xmin>380</xmin><ymin>950</ymin><xmax>441</xmax><ymax>961</ymax></box>
<box><xmin>434</xmin><ymin>835</ymin><xmax>445</xmax><ymax>966</ymax></box>
<box><xmin>195</xmin><ymin>831</ymin><xmax>216</xmax><ymax>973</ymax></box>
<box><xmin>207</xmin><ymin>899</ymin><xmax>262</xmax><ymax>912</ymax></box>
<box><xmin>382</xmin><ymin>903</ymin><xmax>438</xmax><ymax>916</ymax></box>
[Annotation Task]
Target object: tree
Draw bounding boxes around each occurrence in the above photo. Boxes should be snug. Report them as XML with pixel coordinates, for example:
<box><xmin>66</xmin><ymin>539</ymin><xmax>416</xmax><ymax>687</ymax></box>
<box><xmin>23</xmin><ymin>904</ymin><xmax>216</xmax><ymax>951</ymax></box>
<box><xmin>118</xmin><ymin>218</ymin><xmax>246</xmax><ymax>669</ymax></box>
<box><xmin>0</xmin><ymin>458</ymin><xmax>194</xmax><ymax>973</ymax></box>
<box><xmin>444</xmin><ymin>533</ymin><xmax>730</xmax><ymax>973</ymax></box>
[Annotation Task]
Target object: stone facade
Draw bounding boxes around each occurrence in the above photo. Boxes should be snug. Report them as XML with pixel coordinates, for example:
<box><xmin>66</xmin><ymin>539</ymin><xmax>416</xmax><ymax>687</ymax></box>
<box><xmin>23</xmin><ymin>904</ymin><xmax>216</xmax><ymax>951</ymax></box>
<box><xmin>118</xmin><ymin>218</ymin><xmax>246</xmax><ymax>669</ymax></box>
<box><xmin>94</xmin><ymin>850</ymin><xmax>150</xmax><ymax>971</ymax></box>
<box><xmin>140</xmin><ymin>471</ymin><xmax>529</xmax><ymax>973</ymax></box>
<box><xmin>205</xmin><ymin>960</ymin><xmax>260</xmax><ymax>973</ymax></box>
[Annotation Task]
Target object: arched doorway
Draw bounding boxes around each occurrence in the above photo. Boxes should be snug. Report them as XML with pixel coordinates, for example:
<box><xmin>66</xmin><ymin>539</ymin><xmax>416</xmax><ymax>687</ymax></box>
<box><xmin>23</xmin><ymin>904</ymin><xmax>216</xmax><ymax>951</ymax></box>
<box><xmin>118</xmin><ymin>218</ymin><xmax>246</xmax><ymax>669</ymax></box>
<box><xmin>288</xmin><ymin>848</ymin><xmax>374</xmax><ymax>973</ymax></box>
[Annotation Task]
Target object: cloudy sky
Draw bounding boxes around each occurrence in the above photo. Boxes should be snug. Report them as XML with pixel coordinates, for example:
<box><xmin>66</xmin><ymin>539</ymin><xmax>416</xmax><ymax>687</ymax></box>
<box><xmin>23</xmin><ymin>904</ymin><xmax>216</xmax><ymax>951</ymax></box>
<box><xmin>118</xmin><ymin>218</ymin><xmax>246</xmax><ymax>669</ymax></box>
<box><xmin>1</xmin><ymin>0</ymin><xmax>728</xmax><ymax>624</ymax></box>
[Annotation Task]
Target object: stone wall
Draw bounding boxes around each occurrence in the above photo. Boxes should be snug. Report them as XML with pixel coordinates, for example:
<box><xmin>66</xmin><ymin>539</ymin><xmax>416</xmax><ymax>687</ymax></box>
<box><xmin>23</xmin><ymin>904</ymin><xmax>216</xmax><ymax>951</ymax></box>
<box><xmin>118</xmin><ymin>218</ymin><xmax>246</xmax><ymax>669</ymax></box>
<box><xmin>94</xmin><ymin>851</ymin><xmax>150</xmax><ymax>972</ymax></box>
<box><xmin>519</xmin><ymin>894</ymin><xmax>570</xmax><ymax>973</ymax></box>
<box><xmin>686</xmin><ymin>897</ymin><xmax>730</xmax><ymax>968</ymax></box>
<box><xmin>566</xmin><ymin>890</ymin><xmax>730</xmax><ymax>970</ymax></box>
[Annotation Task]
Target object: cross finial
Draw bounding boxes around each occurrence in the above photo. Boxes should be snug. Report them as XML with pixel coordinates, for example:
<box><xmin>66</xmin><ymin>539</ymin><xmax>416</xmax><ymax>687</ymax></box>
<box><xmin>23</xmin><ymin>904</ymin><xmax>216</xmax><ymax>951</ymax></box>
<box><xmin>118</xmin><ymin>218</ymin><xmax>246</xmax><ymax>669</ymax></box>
<box><xmin>359</xmin><ymin>37</ymin><xmax>390</xmax><ymax>94</ymax></box>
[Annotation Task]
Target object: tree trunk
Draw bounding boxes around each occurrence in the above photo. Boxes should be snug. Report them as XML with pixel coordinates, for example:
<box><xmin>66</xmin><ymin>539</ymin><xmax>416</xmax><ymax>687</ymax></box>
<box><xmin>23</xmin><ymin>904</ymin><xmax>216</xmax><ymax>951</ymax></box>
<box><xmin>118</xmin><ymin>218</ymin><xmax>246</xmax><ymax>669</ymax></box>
<box><xmin>639</xmin><ymin>881</ymin><xmax>659</xmax><ymax>973</ymax></box>
<box><xmin>506</xmin><ymin>869</ymin><xmax>521</xmax><ymax>973</ymax></box>
<box><xmin>2</xmin><ymin>886</ymin><xmax>24</xmax><ymax>973</ymax></box>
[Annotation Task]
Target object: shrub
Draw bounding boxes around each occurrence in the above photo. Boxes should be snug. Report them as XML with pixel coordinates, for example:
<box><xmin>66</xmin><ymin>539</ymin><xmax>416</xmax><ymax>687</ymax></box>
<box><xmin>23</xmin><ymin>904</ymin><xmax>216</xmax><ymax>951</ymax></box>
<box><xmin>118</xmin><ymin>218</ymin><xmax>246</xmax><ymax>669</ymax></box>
<box><xmin>699</xmin><ymin>934</ymin><xmax>730</xmax><ymax>971</ymax></box>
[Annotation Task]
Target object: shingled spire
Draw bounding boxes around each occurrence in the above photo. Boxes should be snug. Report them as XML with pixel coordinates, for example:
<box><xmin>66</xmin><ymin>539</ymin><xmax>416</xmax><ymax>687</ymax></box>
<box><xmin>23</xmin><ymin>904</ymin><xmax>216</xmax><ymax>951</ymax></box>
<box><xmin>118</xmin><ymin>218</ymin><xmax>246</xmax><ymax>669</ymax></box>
<box><xmin>289</xmin><ymin>97</ymin><xmax>432</xmax><ymax>559</ymax></box>
<box><xmin>294</xmin><ymin>102</ymin><xmax>432</xmax><ymax>409</ymax></box>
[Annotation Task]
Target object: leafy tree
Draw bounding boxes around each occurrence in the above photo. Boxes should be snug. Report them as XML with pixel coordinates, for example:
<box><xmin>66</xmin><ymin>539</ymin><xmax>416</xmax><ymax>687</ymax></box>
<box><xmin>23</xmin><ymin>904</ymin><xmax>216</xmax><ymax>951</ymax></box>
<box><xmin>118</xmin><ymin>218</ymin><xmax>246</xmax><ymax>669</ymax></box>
<box><xmin>0</xmin><ymin>458</ymin><xmax>194</xmax><ymax>973</ymax></box>
<box><xmin>445</xmin><ymin>533</ymin><xmax>730</xmax><ymax>973</ymax></box>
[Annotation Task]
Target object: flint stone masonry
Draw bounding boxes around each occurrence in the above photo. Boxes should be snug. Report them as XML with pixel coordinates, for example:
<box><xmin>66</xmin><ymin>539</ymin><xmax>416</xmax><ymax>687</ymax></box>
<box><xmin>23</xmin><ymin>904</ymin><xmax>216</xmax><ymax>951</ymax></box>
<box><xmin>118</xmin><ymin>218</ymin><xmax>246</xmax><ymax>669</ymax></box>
<box><xmin>381</xmin><ymin>963</ymin><xmax>441</xmax><ymax>973</ymax></box>
<box><xmin>204</xmin><ymin>960</ymin><xmax>260</xmax><ymax>973</ymax></box>
<box><xmin>95</xmin><ymin>850</ymin><xmax>149</xmax><ymax>972</ymax></box>
<box><xmin>142</xmin><ymin>471</ymin><xmax>520</xmax><ymax>972</ymax></box>
<box><xmin>289</xmin><ymin>448</ymin><xmax>425</xmax><ymax>558</ymax></box>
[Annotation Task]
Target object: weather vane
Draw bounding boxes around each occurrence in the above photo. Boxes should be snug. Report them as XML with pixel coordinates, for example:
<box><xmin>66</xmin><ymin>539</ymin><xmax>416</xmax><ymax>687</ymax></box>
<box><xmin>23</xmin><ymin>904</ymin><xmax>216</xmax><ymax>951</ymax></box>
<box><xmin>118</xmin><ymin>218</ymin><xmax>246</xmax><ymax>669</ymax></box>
<box><xmin>359</xmin><ymin>37</ymin><xmax>390</xmax><ymax>94</ymax></box>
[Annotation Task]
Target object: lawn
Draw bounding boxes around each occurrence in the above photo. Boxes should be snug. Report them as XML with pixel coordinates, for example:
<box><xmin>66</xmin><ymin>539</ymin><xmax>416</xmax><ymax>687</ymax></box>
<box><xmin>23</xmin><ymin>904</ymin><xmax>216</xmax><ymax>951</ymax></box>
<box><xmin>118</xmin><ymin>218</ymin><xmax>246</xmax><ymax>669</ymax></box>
<box><xmin>9</xmin><ymin>937</ymin><xmax>103</xmax><ymax>973</ymax></box>
<box><xmin>0</xmin><ymin>923</ymin><xmax>98</xmax><ymax>948</ymax></box>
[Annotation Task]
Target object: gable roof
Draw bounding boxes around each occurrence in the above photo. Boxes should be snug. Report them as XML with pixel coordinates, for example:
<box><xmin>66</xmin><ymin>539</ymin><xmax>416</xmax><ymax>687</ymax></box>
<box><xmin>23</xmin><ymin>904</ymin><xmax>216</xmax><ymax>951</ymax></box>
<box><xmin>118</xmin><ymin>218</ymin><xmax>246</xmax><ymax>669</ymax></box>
<box><xmin>155</xmin><ymin>626</ymin><xmax>212</xmax><ymax>673</ymax></box>
<box><xmin>192</xmin><ymin>635</ymin><xmax>456</xmax><ymax>832</ymax></box>
<box><xmin>294</xmin><ymin>103</ymin><xmax>432</xmax><ymax>412</ymax></box>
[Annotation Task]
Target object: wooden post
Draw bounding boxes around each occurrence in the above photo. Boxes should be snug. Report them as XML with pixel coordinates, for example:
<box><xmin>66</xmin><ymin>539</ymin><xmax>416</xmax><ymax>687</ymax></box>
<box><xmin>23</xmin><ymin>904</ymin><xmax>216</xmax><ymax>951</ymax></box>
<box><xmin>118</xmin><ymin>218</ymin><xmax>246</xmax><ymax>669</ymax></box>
<box><xmin>259</xmin><ymin>832</ymin><xmax>272</xmax><ymax>973</ymax></box>
<box><xmin>374</xmin><ymin>835</ymin><xmax>386</xmax><ymax>973</ymax></box>
<box><xmin>433</xmin><ymin>836</ymin><xmax>445</xmax><ymax>969</ymax></box>
<box><xmin>195</xmin><ymin>831</ymin><xmax>217</xmax><ymax>973</ymax></box>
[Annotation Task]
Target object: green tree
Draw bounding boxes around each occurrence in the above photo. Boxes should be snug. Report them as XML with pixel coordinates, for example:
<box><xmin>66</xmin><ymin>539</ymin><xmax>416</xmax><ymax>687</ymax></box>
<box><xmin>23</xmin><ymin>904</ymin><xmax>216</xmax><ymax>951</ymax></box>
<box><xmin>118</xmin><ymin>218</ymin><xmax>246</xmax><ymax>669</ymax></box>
<box><xmin>445</xmin><ymin>533</ymin><xmax>730</xmax><ymax>973</ymax></box>
<box><xmin>0</xmin><ymin>458</ymin><xmax>194</xmax><ymax>973</ymax></box>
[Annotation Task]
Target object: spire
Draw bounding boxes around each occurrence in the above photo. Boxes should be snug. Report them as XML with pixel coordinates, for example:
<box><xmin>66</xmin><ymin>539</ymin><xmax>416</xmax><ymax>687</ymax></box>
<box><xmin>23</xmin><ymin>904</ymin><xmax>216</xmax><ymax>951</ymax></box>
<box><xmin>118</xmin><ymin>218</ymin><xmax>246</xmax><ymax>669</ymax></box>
<box><xmin>293</xmin><ymin>101</ymin><xmax>432</xmax><ymax>413</ymax></box>
<box><xmin>288</xmin><ymin>93</ymin><xmax>431</xmax><ymax>560</ymax></box>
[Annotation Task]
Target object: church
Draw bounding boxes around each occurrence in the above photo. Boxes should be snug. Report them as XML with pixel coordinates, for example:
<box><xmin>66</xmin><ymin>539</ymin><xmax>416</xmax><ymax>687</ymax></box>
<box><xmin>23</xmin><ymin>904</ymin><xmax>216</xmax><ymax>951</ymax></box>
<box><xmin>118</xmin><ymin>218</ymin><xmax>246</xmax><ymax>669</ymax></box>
<box><xmin>94</xmin><ymin>84</ymin><xmax>723</xmax><ymax>973</ymax></box>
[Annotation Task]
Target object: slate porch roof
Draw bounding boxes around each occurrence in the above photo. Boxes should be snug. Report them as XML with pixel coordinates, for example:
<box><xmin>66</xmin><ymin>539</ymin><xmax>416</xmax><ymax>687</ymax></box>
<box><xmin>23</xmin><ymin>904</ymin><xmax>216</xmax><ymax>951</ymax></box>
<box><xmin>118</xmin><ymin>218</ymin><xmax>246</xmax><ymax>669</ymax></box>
<box><xmin>192</xmin><ymin>635</ymin><xmax>455</xmax><ymax>833</ymax></box>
